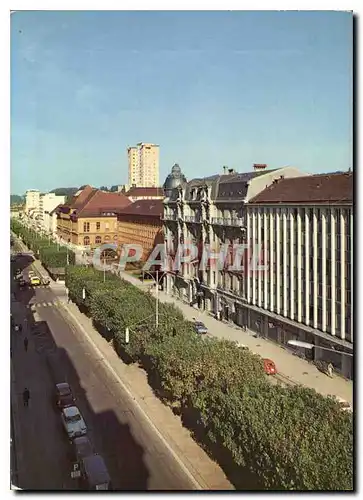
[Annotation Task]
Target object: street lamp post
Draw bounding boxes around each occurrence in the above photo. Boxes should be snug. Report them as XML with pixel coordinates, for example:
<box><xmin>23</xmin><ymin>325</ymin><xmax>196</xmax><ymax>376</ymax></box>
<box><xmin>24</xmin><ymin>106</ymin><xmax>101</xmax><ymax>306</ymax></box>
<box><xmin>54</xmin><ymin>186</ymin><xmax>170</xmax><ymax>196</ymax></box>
<box><xmin>141</xmin><ymin>270</ymin><xmax>165</xmax><ymax>328</ymax></box>
<box><xmin>287</xmin><ymin>340</ymin><xmax>353</xmax><ymax>357</ymax></box>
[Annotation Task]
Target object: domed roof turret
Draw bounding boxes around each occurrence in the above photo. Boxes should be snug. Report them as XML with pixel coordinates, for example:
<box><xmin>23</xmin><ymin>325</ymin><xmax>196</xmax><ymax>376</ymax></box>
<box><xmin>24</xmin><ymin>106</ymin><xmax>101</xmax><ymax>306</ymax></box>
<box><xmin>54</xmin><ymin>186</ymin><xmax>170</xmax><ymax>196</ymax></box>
<box><xmin>163</xmin><ymin>163</ymin><xmax>187</xmax><ymax>197</ymax></box>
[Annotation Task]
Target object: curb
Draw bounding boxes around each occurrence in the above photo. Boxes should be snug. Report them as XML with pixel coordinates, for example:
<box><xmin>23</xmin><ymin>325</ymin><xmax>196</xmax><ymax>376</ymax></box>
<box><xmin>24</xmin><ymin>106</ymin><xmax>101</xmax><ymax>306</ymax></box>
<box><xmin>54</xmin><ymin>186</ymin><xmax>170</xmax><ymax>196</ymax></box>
<box><xmin>57</xmin><ymin>301</ymin><xmax>207</xmax><ymax>490</ymax></box>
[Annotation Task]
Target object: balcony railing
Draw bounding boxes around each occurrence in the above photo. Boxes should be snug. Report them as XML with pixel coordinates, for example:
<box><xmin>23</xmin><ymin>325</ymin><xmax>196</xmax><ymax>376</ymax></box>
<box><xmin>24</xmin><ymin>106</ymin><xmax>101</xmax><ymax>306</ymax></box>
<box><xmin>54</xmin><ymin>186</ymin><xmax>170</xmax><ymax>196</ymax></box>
<box><xmin>164</xmin><ymin>213</ymin><xmax>178</xmax><ymax>221</ymax></box>
<box><xmin>184</xmin><ymin>215</ymin><xmax>202</xmax><ymax>223</ymax></box>
<box><xmin>211</xmin><ymin>217</ymin><xmax>245</xmax><ymax>227</ymax></box>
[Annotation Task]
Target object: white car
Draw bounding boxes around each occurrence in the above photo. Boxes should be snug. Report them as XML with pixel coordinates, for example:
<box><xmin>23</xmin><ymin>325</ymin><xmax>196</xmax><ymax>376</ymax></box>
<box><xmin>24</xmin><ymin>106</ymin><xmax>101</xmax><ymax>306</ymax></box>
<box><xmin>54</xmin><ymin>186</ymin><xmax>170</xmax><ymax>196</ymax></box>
<box><xmin>334</xmin><ymin>396</ymin><xmax>353</xmax><ymax>413</ymax></box>
<box><xmin>61</xmin><ymin>406</ymin><xmax>87</xmax><ymax>440</ymax></box>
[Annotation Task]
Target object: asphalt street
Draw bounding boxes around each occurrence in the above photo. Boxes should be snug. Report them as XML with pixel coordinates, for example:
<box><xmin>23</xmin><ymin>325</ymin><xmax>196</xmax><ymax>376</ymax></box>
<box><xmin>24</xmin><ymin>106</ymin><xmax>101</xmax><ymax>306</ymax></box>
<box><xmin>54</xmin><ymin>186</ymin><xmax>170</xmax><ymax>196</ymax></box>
<box><xmin>11</xmin><ymin>250</ymin><xmax>198</xmax><ymax>490</ymax></box>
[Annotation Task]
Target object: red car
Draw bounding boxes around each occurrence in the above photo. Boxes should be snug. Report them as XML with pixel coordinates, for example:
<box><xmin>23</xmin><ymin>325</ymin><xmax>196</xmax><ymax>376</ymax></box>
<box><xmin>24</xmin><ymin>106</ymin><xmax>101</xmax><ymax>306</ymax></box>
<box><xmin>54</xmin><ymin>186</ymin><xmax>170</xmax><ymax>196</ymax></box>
<box><xmin>263</xmin><ymin>358</ymin><xmax>277</xmax><ymax>375</ymax></box>
<box><xmin>55</xmin><ymin>383</ymin><xmax>75</xmax><ymax>410</ymax></box>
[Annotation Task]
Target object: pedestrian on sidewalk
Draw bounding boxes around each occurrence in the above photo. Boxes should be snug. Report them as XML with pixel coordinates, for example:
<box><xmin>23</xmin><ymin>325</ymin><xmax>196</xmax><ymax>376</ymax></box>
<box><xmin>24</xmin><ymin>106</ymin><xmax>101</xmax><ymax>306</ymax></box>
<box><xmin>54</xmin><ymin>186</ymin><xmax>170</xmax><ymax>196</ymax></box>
<box><xmin>24</xmin><ymin>337</ymin><xmax>29</xmax><ymax>352</ymax></box>
<box><xmin>23</xmin><ymin>388</ymin><xmax>30</xmax><ymax>407</ymax></box>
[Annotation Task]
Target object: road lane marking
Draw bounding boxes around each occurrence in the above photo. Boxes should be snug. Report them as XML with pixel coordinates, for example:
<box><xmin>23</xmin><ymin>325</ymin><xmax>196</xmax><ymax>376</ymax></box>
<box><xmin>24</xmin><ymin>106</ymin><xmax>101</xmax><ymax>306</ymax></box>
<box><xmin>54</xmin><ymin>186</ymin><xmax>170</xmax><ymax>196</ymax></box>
<box><xmin>57</xmin><ymin>303</ymin><xmax>204</xmax><ymax>490</ymax></box>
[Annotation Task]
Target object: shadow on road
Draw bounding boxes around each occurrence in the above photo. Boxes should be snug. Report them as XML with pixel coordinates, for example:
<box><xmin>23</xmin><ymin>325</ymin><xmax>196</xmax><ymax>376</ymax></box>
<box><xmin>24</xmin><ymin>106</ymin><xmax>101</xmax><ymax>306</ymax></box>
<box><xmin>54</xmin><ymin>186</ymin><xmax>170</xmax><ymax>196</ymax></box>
<box><xmin>26</xmin><ymin>318</ymin><xmax>149</xmax><ymax>490</ymax></box>
<box><xmin>11</xmin><ymin>246</ymin><xmax>150</xmax><ymax>491</ymax></box>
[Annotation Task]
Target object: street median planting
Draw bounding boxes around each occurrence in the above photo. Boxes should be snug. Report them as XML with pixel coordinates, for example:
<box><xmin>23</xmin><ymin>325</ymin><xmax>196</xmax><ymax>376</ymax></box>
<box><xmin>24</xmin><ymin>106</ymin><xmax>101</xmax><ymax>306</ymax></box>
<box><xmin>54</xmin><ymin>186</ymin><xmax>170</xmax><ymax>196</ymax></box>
<box><xmin>11</xmin><ymin>220</ymin><xmax>75</xmax><ymax>275</ymax></box>
<box><xmin>64</xmin><ymin>265</ymin><xmax>353</xmax><ymax>491</ymax></box>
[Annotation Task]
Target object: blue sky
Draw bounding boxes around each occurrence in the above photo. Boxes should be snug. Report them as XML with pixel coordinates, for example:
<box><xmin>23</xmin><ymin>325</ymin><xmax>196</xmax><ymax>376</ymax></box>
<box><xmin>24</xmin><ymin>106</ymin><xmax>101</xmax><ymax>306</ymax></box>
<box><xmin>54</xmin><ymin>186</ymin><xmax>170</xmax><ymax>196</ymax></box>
<box><xmin>11</xmin><ymin>10</ymin><xmax>352</xmax><ymax>195</ymax></box>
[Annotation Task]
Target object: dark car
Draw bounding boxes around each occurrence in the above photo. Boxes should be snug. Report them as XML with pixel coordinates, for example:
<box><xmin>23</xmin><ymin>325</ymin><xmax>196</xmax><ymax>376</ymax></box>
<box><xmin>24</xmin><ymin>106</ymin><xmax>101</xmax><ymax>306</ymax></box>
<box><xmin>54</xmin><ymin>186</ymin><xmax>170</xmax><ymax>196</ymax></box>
<box><xmin>73</xmin><ymin>436</ymin><xmax>94</xmax><ymax>462</ymax></box>
<box><xmin>194</xmin><ymin>321</ymin><xmax>208</xmax><ymax>335</ymax></box>
<box><xmin>81</xmin><ymin>454</ymin><xmax>111</xmax><ymax>490</ymax></box>
<box><xmin>55</xmin><ymin>382</ymin><xmax>74</xmax><ymax>410</ymax></box>
<box><xmin>18</xmin><ymin>278</ymin><xmax>26</xmax><ymax>288</ymax></box>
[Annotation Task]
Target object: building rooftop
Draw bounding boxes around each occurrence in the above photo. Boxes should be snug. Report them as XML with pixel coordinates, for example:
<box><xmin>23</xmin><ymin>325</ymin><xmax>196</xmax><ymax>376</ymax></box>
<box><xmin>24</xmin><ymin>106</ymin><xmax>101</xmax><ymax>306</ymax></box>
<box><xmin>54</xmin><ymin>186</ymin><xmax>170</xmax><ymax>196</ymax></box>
<box><xmin>249</xmin><ymin>172</ymin><xmax>353</xmax><ymax>204</ymax></box>
<box><xmin>125</xmin><ymin>187</ymin><xmax>164</xmax><ymax>197</ymax></box>
<box><xmin>117</xmin><ymin>199</ymin><xmax>163</xmax><ymax>218</ymax></box>
<box><xmin>182</xmin><ymin>168</ymin><xmax>281</xmax><ymax>202</ymax></box>
<box><xmin>56</xmin><ymin>186</ymin><xmax>132</xmax><ymax>218</ymax></box>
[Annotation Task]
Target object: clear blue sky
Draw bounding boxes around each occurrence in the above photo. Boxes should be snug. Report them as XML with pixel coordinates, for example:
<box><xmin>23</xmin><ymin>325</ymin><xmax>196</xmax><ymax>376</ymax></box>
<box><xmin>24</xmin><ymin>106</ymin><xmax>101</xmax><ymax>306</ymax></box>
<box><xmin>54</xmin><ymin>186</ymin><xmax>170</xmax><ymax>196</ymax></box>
<box><xmin>11</xmin><ymin>10</ymin><xmax>352</xmax><ymax>195</ymax></box>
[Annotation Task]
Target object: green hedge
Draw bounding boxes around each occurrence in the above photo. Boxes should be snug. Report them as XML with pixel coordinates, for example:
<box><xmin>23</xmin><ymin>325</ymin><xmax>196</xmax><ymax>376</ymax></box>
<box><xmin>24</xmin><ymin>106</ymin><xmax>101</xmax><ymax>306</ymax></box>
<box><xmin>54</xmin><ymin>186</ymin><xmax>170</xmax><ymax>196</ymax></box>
<box><xmin>10</xmin><ymin>219</ymin><xmax>75</xmax><ymax>270</ymax></box>
<box><xmin>64</xmin><ymin>265</ymin><xmax>353</xmax><ymax>491</ymax></box>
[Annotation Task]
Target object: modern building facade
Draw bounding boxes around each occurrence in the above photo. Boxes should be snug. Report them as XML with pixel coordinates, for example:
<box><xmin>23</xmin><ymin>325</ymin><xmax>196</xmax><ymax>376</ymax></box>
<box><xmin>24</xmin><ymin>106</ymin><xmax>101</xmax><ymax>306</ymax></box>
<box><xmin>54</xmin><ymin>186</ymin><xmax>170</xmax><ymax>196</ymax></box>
<box><xmin>39</xmin><ymin>193</ymin><xmax>66</xmax><ymax>231</ymax></box>
<box><xmin>56</xmin><ymin>185</ymin><xmax>132</xmax><ymax>250</ymax></box>
<box><xmin>117</xmin><ymin>199</ymin><xmax>164</xmax><ymax>264</ymax></box>
<box><xmin>247</xmin><ymin>172</ymin><xmax>353</xmax><ymax>377</ymax></box>
<box><xmin>162</xmin><ymin>164</ymin><xmax>354</xmax><ymax>378</ymax></box>
<box><xmin>127</xmin><ymin>143</ymin><xmax>159</xmax><ymax>187</ymax></box>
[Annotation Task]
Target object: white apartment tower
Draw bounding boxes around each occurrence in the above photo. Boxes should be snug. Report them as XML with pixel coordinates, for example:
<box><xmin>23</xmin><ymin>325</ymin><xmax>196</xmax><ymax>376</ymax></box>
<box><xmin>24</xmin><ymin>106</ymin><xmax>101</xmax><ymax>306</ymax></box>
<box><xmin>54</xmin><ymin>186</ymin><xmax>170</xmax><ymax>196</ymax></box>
<box><xmin>25</xmin><ymin>189</ymin><xmax>41</xmax><ymax>215</ymax></box>
<box><xmin>128</xmin><ymin>143</ymin><xmax>159</xmax><ymax>188</ymax></box>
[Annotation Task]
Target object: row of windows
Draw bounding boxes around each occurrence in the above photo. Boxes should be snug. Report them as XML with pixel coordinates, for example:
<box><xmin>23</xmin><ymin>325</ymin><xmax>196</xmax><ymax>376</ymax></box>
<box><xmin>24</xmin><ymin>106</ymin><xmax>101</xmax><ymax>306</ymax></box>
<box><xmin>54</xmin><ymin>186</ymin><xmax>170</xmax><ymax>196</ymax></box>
<box><xmin>82</xmin><ymin>234</ymin><xmax>118</xmax><ymax>245</ymax></box>
<box><xmin>119</xmin><ymin>228</ymin><xmax>160</xmax><ymax>240</ymax></box>
<box><xmin>248</xmin><ymin>207</ymin><xmax>352</xmax><ymax>219</ymax></box>
<box><xmin>83</xmin><ymin>221</ymin><xmax>117</xmax><ymax>232</ymax></box>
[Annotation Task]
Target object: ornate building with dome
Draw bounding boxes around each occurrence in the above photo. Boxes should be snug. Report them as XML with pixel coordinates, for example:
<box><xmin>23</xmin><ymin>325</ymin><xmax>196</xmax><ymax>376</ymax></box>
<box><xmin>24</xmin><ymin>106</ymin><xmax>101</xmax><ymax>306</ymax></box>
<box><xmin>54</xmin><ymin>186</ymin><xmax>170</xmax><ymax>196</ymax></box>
<box><xmin>161</xmin><ymin>163</ymin><xmax>353</xmax><ymax>378</ymax></box>
<box><xmin>163</xmin><ymin>163</ymin><xmax>187</xmax><ymax>198</ymax></box>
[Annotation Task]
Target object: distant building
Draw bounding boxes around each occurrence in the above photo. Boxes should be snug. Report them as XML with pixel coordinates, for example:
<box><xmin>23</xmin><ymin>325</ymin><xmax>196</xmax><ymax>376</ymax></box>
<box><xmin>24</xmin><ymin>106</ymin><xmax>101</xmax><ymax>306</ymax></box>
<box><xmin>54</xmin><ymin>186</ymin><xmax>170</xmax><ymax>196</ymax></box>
<box><xmin>55</xmin><ymin>185</ymin><xmax>132</xmax><ymax>250</ymax></box>
<box><xmin>117</xmin><ymin>199</ymin><xmax>164</xmax><ymax>264</ymax></box>
<box><xmin>127</xmin><ymin>143</ymin><xmax>159</xmax><ymax>188</ymax></box>
<box><xmin>25</xmin><ymin>190</ymin><xmax>40</xmax><ymax>215</ymax></box>
<box><xmin>39</xmin><ymin>193</ymin><xmax>66</xmax><ymax>231</ymax></box>
<box><xmin>125</xmin><ymin>186</ymin><xmax>164</xmax><ymax>202</ymax></box>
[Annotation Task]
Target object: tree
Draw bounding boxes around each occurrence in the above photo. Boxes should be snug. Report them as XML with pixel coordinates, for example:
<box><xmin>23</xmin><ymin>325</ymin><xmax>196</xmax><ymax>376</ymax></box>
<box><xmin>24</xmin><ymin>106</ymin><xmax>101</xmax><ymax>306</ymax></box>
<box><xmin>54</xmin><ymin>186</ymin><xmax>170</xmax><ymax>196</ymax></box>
<box><xmin>189</xmin><ymin>383</ymin><xmax>353</xmax><ymax>490</ymax></box>
<box><xmin>50</xmin><ymin>187</ymin><xmax>79</xmax><ymax>196</ymax></box>
<box><xmin>62</xmin><ymin>262</ymin><xmax>354</xmax><ymax>491</ymax></box>
<box><xmin>10</xmin><ymin>194</ymin><xmax>24</xmax><ymax>205</ymax></box>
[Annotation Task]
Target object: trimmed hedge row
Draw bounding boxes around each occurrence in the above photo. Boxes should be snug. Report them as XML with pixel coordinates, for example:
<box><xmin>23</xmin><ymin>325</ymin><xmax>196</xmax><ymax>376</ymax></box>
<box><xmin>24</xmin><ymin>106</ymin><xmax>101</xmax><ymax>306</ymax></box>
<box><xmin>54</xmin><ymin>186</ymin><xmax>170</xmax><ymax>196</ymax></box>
<box><xmin>65</xmin><ymin>265</ymin><xmax>353</xmax><ymax>491</ymax></box>
<box><xmin>11</xmin><ymin>220</ymin><xmax>75</xmax><ymax>269</ymax></box>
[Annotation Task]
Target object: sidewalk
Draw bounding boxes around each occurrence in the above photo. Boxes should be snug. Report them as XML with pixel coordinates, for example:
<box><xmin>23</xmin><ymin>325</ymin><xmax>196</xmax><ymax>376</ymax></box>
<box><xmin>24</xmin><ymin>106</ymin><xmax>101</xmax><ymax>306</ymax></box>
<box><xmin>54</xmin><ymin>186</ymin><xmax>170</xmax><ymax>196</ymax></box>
<box><xmin>115</xmin><ymin>269</ymin><xmax>353</xmax><ymax>405</ymax></box>
<box><xmin>59</xmin><ymin>301</ymin><xmax>233</xmax><ymax>490</ymax></box>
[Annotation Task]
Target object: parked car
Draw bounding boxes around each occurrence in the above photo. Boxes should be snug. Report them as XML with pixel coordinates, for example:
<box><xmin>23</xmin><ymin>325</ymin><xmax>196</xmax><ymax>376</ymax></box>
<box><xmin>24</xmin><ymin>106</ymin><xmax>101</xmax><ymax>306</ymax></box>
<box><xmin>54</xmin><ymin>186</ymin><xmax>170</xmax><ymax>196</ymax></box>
<box><xmin>61</xmin><ymin>406</ymin><xmax>87</xmax><ymax>441</ymax></box>
<box><xmin>194</xmin><ymin>321</ymin><xmax>208</xmax><ymax>335</ymax></box>
<box><xmin>334</xmin><ymin>396</ymin><xmax>353</xmax><ymax>413</ymax></box>
<box><xmin>72</xmin><ymin>436</ymin><xmax>94</xmax><ymax>462</ymax></box>
<box><xmin>236</xmin><ymin>342</ymin><xmax>248</xmax><ymax>350</ymax></box>
<box><xmin>18</xmin><ymin>278</ymin><xmax>26</xmax><ymax>288</ymax></box>
<box><xmin>77</xmin><ymin>454</ymin><xmax>112</xmax><ymax>490</ymax></box>
<box><xmin>54</xmin><ymin>382</ymin><xmax>75</xmax><ymax>410</ymax></box>
<box><xmin>30</xmin><ymin>275</ymin><xmax>41</xmax><ymax>286</ymax></box>
<box><xmin>13</xmin><ymin>323</ymin><xmax>22</xmax><ymax>333</ymax></box>
<box><xmin>263</xmin><ymin>358</ymin><xmax>277</xmax><ymax>375</ymax></box>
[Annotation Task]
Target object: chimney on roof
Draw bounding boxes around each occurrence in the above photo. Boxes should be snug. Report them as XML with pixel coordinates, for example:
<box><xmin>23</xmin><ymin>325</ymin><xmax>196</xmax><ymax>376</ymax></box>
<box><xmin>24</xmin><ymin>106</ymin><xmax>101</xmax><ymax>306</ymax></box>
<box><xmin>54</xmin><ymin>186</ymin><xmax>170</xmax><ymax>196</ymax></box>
<box><xmin>223</xmin><ymin>166</ymin><xmax>228</xmax><ymax>175</ymax></box>
<box><xmin>253</xmin><ymin>163</ymin><xmax>267</xmax><ymax>171</ymax></box>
